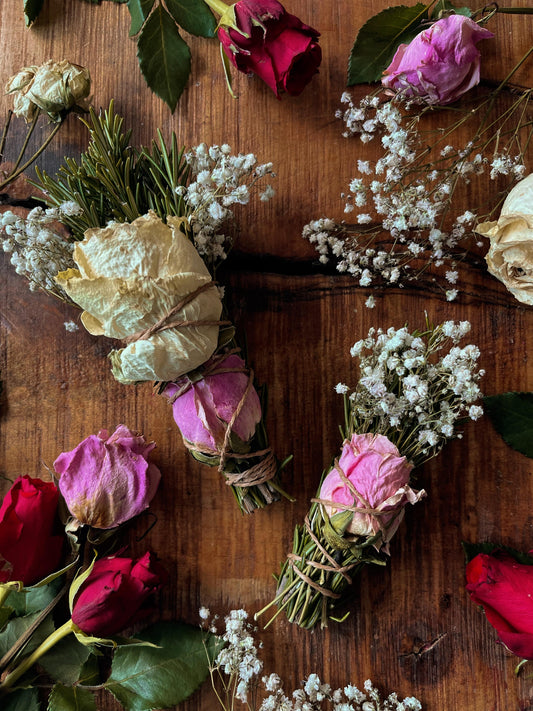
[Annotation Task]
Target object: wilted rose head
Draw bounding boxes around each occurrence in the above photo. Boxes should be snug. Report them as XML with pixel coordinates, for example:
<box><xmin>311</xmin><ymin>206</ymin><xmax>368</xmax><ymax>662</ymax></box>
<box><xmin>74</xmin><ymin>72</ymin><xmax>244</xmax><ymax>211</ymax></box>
<box><xmin>54</xmin><ymin>425</ymin><xmax>161</xmax><ymax>529</ymax></box>
<box><xmin>5</xmin><ymin>60</ymin><xmax>91</xmax><ymax>122</ymax></box>
<box><xmin>164</xmin><ymin>353</ymin><xmax>262</xmax><ymax>454</ymax></box>
<box><xmin>382</xmin><ymin>15</ymin><xmax>494</xmax><ymax>105</ymax></box>
<box><xmin>319</xmin><ymin>433</ymin><xmax>423</xmax><ymax>551</ymax></box>
<box><xmin>466</xmin><ymin>551</ymin><xmax>533</xmax><ymax>659</ymax></box>
<box><xmin>0</xmin><ymin>476</ymin><xmax>64</xmax><ymax>585</ymax></box>
<box><xmin>55</xmin><ymin>211</ymin><xmax>223</xmax><ymax>384</ymax></box>
<box><xmin>71</xmin><ymin>552</ymin><xmax>167</xmax><ymax>637</ymax></box>
<box><xmin>476</xmin><ymin>174</ymin><xmax>533</xmax><ymax>305</ymax></box>
<box><xmin>218</xmin><ymin>0</ymin><xmax>321</xmax><ymax>97</ymax></box>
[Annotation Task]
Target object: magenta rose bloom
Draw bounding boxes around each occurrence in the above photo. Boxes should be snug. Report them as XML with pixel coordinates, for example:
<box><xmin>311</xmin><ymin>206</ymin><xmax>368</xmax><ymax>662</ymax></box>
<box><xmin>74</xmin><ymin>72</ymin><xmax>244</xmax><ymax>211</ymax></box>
<box><xmin>164</xmin><ymin>354</ymin><xmax>261</xmax><ymax>454</ymax></box>
<box><xmin>0</xmin><ymin>476</ymin><xmax>64</xmax><ymax>585</ymax></box>
<box><xmin>382</xmin><ymin>15</ymin><xmax>494</xmax><ymax>105</ymax></box>
<box><xmin>218</xmin><ymin>0</ymin><xmax>321</xmax><ymax>98</ymax></box>
<box><xmin>319</xmin><ymin>433</ymin><xmax>423</xmax><ymax>551</ymax></box>
<box><xmin>71</xmin><ymin>552</ymin><xmax>167</xmax><ymax>636</ymax></box>
<box><xmin>54</xmin><ymin>425</ymin><xmax>161</xmax><ymax>529</ymax></box>
<box><xmin>466</xmin><ymin>552</ymin><xmax>533</xmax><ymax>659</ymax></box>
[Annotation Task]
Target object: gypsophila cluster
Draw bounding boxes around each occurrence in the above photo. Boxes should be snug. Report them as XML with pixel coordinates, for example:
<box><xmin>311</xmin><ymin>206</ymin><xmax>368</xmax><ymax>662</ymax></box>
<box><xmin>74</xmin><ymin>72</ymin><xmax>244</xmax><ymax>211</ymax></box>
<box><xmin>201</xmin><ymin>609</ymin><xmax>421</xmax><ymax>711</ymax></box>
<box><xmin>0</xmin><ymin>204</ymin><xmax>78</xmax><ymax>299</ymax></box>
<box><xmin>345</xmin><ymin>320</ymin><xmax>484</xmax><ymax>466</ymax></box>
<box><xmin>180</xmin><ymin>144</ymin><xmax>275</xmax><ymax>265</ymax></box>
<box><xmin>304</xmin><ymin>88</ymin><xmax>530</xmax><ymax>300</ymax></box>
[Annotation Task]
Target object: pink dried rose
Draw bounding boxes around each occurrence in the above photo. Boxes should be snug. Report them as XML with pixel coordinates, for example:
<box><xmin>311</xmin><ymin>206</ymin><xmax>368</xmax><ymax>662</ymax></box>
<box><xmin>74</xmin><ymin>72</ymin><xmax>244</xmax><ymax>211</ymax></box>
<box><xmin>319</xmin><ymin>433</ymin><xmax>424</xmax><ymax>551</ymax></box>
<box><xmin>164</xmin><ymin>354</ymin><xmax>261</xmax><ymax>454</ymax></box>
<box><xmin>54</xmin><ymin>425</ymin><xmax>161</xmax><ymax>529</ymax></box>
<box><xmin>382</xmin><ymin>14</ymin><xmax>494</xmax><ymax>105</ymax></box>
<box><xmin>217</xmin><ymin>0</ymin><xmax>321</xmax><ymax>98</ymax></box>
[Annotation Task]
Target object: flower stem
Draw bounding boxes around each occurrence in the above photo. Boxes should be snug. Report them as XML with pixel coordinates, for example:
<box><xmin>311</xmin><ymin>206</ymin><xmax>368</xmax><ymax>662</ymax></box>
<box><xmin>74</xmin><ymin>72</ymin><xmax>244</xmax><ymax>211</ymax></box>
<box><xmin>0</xmin><ymin>118</ymin><xmax>63</xmax><ymax>191</ymax></box>
<box><xmin>203</xmin><ymin>0</ymin><xmax>231</xmax><ymax>17</ymax></box>
<box><xmin>0</xmin><ymin>619</ymin><xmax>75</xmax><ymax>693</ymax></box>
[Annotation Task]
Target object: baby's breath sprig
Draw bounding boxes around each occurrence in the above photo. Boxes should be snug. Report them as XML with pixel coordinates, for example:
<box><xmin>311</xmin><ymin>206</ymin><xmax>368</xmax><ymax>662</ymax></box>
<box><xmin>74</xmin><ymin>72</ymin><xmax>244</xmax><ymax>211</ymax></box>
<box><xmin>201</xmin><ymin>608</ymin><xmax>422</xmax><ymax>710</ymax></box>
<box><xmin>257</xmin><ymin>319</ymin><xmax>484</xmax><ymax>630</ymax></box>
<box><xmin>305</xmin><ymin>51</ymin><xmax>533</xmax><ymax>300</ymax></box>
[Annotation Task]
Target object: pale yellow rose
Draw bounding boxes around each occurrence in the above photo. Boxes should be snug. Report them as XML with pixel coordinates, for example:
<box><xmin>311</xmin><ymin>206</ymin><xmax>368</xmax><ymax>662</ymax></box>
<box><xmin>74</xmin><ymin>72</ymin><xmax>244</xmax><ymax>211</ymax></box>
<box><xmin>476</xmin><ymin>174</ymin><xmax>533</xmax><ymax>306</ymax></box>
<box><xmin>56</xmin><ymin>212</ymin><xmax>223</xmax><ymax>384</ymax></box>
<box><xmin>5</xmin><ymin>60</ymin><xmax>90</xmax><ymax>122</ymax></box>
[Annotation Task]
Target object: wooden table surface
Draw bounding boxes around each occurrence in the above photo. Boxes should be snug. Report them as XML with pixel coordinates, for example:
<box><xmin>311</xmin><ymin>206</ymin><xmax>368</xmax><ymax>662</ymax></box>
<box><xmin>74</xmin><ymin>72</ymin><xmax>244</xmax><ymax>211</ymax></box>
<box><xmin>1</xmin><ymin>1</ymin><xmax>532</xmax><ymax>709</ymax></box>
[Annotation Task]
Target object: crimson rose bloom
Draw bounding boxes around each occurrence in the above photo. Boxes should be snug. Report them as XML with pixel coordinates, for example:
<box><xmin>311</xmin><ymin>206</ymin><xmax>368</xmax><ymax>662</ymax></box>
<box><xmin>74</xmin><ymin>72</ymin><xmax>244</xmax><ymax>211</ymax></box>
<box><xmin>466</xmin><ymin>551</ymin><xmax>533</xmax><ymax>659</ymax></box>
<box><xmin>71</xmin><ymin>552</ymin><xmax>167</xmax><ymax>636</ymax></box>
<box><xmin>0</xmin><ymin>476</ymin><xmax>64</xmax><ymax>585</ymax></box>
<box><xmin>218</xmin><ymin>0</ymin><xmax>321</xmax><ymax>97</ymax></box>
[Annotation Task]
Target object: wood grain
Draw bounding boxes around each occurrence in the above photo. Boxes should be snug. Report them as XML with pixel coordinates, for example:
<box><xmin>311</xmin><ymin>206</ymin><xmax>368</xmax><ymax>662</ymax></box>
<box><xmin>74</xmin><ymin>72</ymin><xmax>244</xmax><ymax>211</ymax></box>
<box><xmin>1</xmin><ymin>0</ymin><xmax>533</xmax><ymax>709</ymax></box>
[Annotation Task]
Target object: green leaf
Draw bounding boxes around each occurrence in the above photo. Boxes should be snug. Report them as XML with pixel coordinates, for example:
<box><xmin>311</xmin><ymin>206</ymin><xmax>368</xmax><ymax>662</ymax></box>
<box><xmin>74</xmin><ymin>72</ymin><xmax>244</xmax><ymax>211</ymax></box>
<box><xmin>3</xmin><ymin>687</ymin><xmax>39</xmax><ymax>711</ymax></box>
<box><xmin>431</xmin><ymin>0</ymin><xmax>472</xmax><ymax>18</ymax></box>
<box><xmin>47</xmin><ymin>684</ymin><xmax>97</xmax><ymax>711</ymax></box>
<box><xmin>40</xmin><ymin>634</ymin><xmax>91</xmax><ymax>685</ymax></box>
<box><xmin>165</xmin><ymin>0</ymin><xmax>217</xmax><ymax>37</ymax></box>
<box><xmin>9</xmin><ymin>578</ymin><xmax>63</xmax><ymax>616</ymax></box>
<box><xmin>0</xmin><ymin>606</ymin><xmax>14</xmax><ymax>630</ymax></box>
<box><xmin>24</xmin><ymin>0</ymin><xmax>45</xmax><ymax>26</ymax></box>
<box><xmin>105</xmin><ymin>622</ymin><xmax>223</xmax><ymax>711</ymax></box>
<box><xmin>127</xmin><ymin>0</ymin><xmax>155</xmax><ymax>36</ymax></box>
<box><xmin>347</xmin><ymin>3</ymin><xmax>429</xmax><ymax>85</ymax></box>
<box><xmin>462</xmin><ymin>541</ymin><xmax>533</xmax><ymax>565</ymax></box>
<box><xmin>483</xmin><ymin>392</ymin><xmax>533</xmax><ymax>458</ymax></box>
<box><xmin>0</xmin><ymin>611</ymin><xmax>54</xmax><ymax>658</ymax></box>
<box><xmin>137</xmin><ymin>5</ymin><xmax>192</xmax><ymax>111</ymax></box>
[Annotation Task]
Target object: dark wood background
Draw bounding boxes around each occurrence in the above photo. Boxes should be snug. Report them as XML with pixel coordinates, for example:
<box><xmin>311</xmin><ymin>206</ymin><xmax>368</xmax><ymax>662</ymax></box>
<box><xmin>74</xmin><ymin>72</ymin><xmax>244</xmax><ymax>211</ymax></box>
<box><xmin>0</xmin><ymin>1</ymin><xmax>532</xmax><ymax>709</ymax></box>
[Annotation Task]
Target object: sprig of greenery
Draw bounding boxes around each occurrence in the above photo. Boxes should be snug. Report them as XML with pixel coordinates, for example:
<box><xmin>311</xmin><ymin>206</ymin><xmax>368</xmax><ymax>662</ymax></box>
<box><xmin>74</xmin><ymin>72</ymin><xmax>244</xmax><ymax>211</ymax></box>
<box><xmin>33</xmin><ymin>102</ymin><xmax>190</xmax><ymax>239</ymax></box>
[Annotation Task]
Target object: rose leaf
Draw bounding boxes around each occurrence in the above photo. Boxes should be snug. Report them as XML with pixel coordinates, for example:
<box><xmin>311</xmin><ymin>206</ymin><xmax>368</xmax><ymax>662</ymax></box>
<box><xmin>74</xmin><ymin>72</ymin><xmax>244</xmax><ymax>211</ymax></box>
<box><xmin>483</xmin><ymin>392</ymin><xmax>533</xmax><ymax>459</ymax></box>
<box><xmin>127</xmin><ymin>0</ymin><xmax>155</xmax><ymax>36</ymax></box>
<box><xmin>347</xmin><ymin>3</ymin><xmax>429</xmax><ymax>85</ymax></box>
<box><xmin>0</xmin><ymin>611</ymin><xmax>54</xmax><ymax>659</ymax></box>
<box><xmin>39</xmin><ymin>635</ymin><xmax>92</xmax><ymax>685</ymax></box>
<box><xmin>166</xmin><ymin>0</ymin><xmax>217</xmax><ymax>38</ymax></box>
<box><xmin>105</xmin><ymin>622</ymin><xmax>224</xmax><ymax>711</ymax></box>
<box><xmin>9</xmin><ymin>578</ymin><xmax>64</xmax><ymax>616</ymax></box>
<box><xmin>47</xmin><ymin>684</ymin><xmax>96</xmax><ymax>711</ymax></box>
<box><xmin>430</xmin><ymin>0</ymin><xmax>472</xmax><ymax>18</ymax></box>
<box><xmin>24</xmin><ymin>0</ymin><xmax>45</xmax><ymax>26</ymax></box>
<box><xmin>3</xmin><ymin>688</ymin><xmax>39</xmax><ymax>711</ymax></box>
<box><xmin>137</xmin><ymin>5</ymin><xmax>192</xmax><ymax>111</ymax></box>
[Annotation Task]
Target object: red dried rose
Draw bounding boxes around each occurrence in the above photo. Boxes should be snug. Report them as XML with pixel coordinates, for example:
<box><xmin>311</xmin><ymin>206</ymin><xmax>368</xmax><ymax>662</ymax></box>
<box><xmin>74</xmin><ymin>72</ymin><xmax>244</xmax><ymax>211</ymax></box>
<box><xmin>71</xmin><ymin>552</ymin><xmax>167</xmax><ymax>637</ymax></box>
<box><xmin>218</xmin><ymin>0</ymin><xmax>321</xmax><ymax>97</ymax></box>
<box><xmin>0</xmin><ymin>476</ymin><xmax>64</xmax><ymax>586</ymax></box>
<box><xmin>466</xmin><ymin>551</ymin><xmax>533</xmax><ymax>659</ymax></box>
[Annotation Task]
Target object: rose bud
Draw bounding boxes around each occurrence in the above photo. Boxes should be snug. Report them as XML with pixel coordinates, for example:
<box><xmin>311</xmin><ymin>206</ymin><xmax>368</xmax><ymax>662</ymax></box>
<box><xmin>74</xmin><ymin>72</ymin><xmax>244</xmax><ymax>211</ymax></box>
<box><xmin>0</xmin><ymin>476</ymin><xmax>64</xmax><ymax>585</ymax></box>
<box><xmin>319</xmin><ymin>433</ymin><xmax>424</xmax><ymax>552</ymax></box>
<box><xmin>382</xmin><ymin>15</ymin><xmax>494</xmax><ymax>105</ymax></box>
<box><xmin>71</xmin><ymin>552</ymin><xmax>167</xmax><ymax>637</ymax></box>
<box><xmin>6</xmin><ymin>60</ymin><xmax>91</xmax><ymax>122</ymax></box>
<box><xmin>164</xmin><ymin>354</ymin><xmax>261</xmax><ymax>454</ymax></box>
<box><xmin>217</xmin><ymin>0</ymin><xmax>321</xmax><ymax>98</ymax></box>
<box><xmin>466</xmin><ymin>551</ymin><xmax>533</xmax><ymax>660</ymax></box>
<box><xmin>54</xmin><ymin>425</ymin><xmax>161</xmax><ymax>529</ymax></box>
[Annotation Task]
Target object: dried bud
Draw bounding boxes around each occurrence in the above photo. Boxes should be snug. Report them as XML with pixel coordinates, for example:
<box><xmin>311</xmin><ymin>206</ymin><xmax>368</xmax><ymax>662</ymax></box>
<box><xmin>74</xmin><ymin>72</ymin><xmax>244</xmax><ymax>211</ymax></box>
<box><xmin>5</xmin><ymin>60</ymin><xmax>91</xmax><ymax>122</ymax></box>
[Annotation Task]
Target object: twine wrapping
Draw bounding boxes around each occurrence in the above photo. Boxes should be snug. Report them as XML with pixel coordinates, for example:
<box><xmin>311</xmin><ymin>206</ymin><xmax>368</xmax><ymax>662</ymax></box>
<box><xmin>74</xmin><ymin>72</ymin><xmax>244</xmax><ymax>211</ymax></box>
<box><xmin>123</xmin><ymin>281</ymin><xmax>231</xmax><ymax>345</ymax></box>
<box><xmin>172</xmin><ymin>353</ymin><xmax>277</xmax><ymax>489</ymax></box>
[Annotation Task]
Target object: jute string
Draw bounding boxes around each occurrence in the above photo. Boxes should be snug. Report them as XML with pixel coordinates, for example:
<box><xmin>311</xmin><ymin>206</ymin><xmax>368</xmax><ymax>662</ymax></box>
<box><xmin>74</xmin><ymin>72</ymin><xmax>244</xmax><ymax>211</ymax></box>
<box><xmin>123</xmin><ymin>281</ymin><xmax>231</xmax><ymax>345</ymax></box>
<box><xmin>287</xmin><ymin>457</ymin><xmax>388</xmax><ymax>597</ymax></box>
<box><xmin>174</xmin><ymin>353</ymin><xmax>277</xmax><ymax>489</ymax></box>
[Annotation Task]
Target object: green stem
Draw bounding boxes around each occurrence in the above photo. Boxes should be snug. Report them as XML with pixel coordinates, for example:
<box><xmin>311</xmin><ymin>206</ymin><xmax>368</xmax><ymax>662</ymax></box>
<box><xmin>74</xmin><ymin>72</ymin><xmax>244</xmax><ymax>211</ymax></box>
<box><xmin>495</xmin><ymin>7</ymin><xmax>533</xmax><ymax>14</ymax></box>
<box><xmin>0</xmin><ymin>119</ymin><xmax>63</xmax><ymax>191</ymax></box>
<box><xmin>203</xmin><ymin>0</ymin><xmax>231</xmax><ymax>16</ymax></box>
<box><xmin>0</xmin><ymin>619</ymin><xmax>75</xmax><ymax>693</ymax></box>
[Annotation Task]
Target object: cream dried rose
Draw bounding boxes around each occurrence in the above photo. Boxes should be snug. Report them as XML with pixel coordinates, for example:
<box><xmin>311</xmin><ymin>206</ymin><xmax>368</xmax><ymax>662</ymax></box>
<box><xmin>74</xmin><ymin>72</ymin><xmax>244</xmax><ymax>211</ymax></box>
<box><xmin>476</xmin><ymin>174</ymin><xmax>533</xmax><ymax>306</ymax></box>
<box><xmin>5</xmin><ymin>60</ymin><xmax>90</xmax><ymax>122</ymax></box>
<box><xmin>55</xmin><ymin>212</ymin><xmax>223</xmax><ymax>384</ymax></box>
